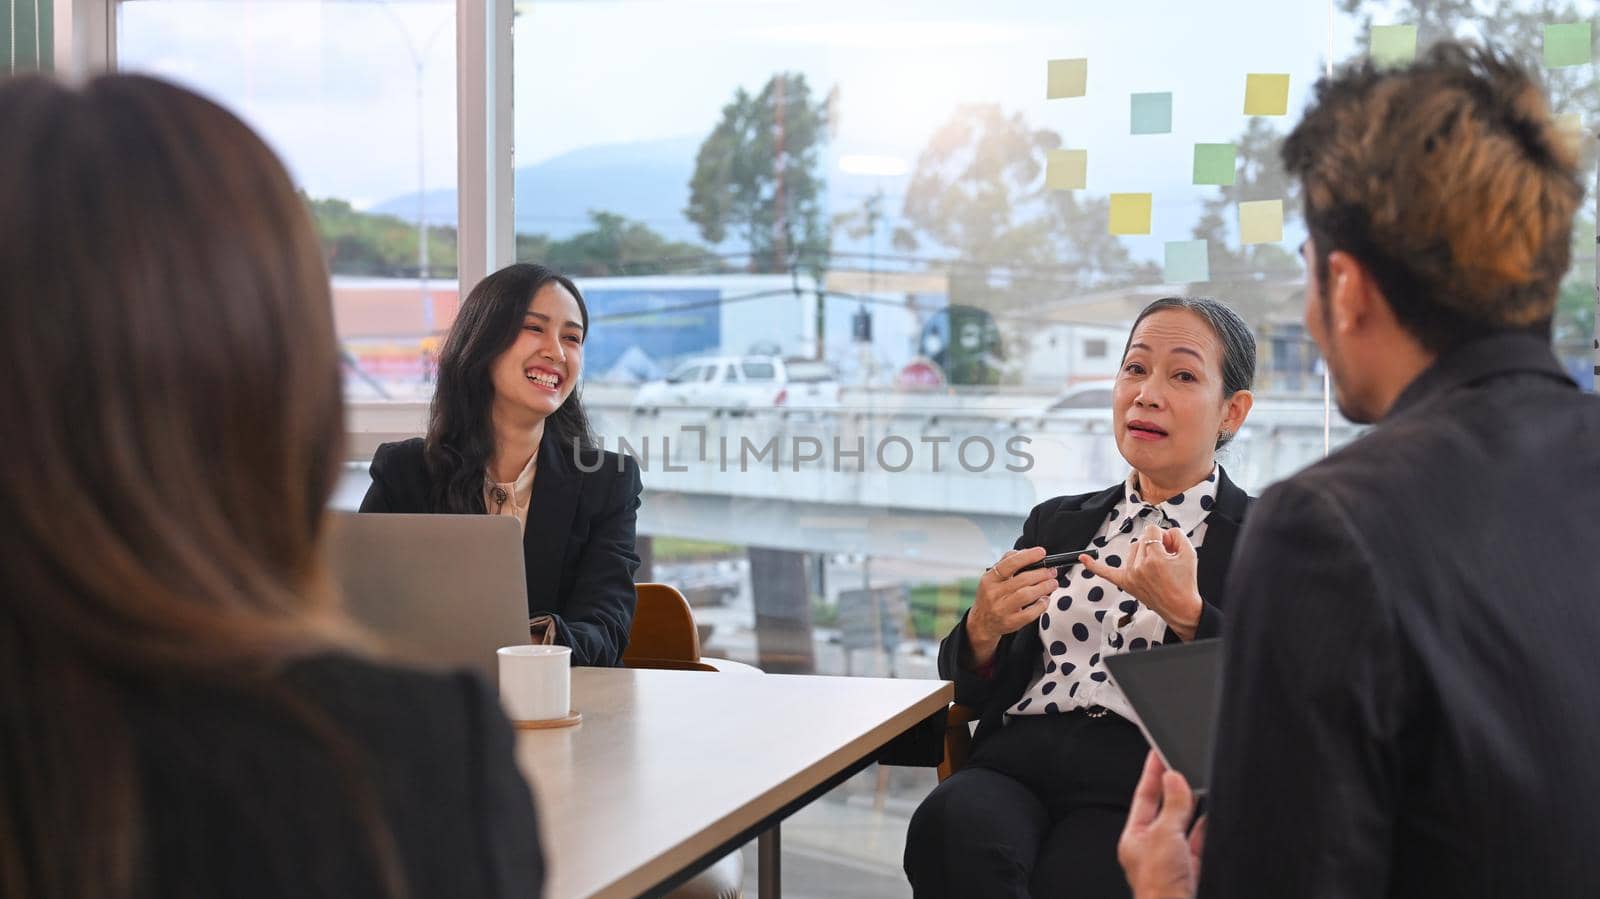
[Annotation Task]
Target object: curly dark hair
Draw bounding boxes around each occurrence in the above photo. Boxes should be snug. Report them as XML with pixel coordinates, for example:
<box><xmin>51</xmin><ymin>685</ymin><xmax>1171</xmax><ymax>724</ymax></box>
<box><xmin>1282</xmin><ymin>40</ymin><xmax>1584</xmax><ymax>352</ymax></box>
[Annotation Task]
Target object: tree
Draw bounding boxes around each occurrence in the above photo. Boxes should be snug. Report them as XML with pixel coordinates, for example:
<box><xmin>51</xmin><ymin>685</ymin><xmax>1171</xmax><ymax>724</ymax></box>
<box><xmin>685</xmin><ymin>73</ymin><xmax>835</xmax><ymax>279</ymax></box>
<box><xmin>893</xmin><ymin>104</ymin><xmax>1143</xmax><ymax>309</ymax></box>
<box><xmin>1195</xmin><ymin>1</ymin><xmax>1599</xmax><ymax>367</ymax></box>
<box><xmin>310</xmin><ymin>196</ymin><xmax>458</xmax><ymax>278</ymax></box>
<box><xmin>1188</xmin><ymin>116</ymin><xmax>1304</xmax><ymax>327</ymax></box>
<box><xmin>534</xmin><ymin>211</ymin><xmax>713</xmax><ymax>277</ymax></box>
<box><xmin>308</xmin><ymin>198</ymin><xmax>711</xmax><ymax>281</ymax></box>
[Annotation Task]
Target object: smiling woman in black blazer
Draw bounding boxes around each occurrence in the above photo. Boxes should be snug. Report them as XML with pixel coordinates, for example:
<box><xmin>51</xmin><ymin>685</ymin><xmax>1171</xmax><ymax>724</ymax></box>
<box><xmin>904</xmin><ymin>297</ymin><xmax>1257</xmax><ymax>899</ymax></box>
<box><xmin>361</xmin><ymin>263</ymin><xmax>641</xmax><ymax>667</ymax></box>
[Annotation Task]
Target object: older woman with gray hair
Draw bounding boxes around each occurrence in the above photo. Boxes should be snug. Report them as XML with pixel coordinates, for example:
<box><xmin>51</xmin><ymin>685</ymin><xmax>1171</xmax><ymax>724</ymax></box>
<box><xmin>905</xmin><ymin>296</ymin><xmax>1257</xmax><ymax>899</ymax></box>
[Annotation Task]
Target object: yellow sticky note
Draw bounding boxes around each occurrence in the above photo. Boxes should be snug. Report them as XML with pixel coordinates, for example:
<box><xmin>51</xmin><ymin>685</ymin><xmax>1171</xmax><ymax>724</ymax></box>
<box><xmin>1109</xmin><ymin>193</ymin><xmax>1153</xmax><ymax>235</ymax></box>
<box><xmin>1048</xmin><ymin>58</ymin><xmax>1088</xmax><ymax>99</ymax></box>
<box><xmin>1046</xmin><ymin>149</ymin><xmax>1087</xmax><ymax>190</ymax></box>
<box><xmin>1556</xmin><ymin>113</ymin><xmax>1586</xmax><ymax>153</ymax></box>
<box><xmin>1239</xmin><ymin>199</ymin><xmax>1284</xmax><ymax>244</ymax></box>
<box><xmin>1244</xmin><ymin>74</ymin><xmax>1290</xmax><ymax>116</ymax></box>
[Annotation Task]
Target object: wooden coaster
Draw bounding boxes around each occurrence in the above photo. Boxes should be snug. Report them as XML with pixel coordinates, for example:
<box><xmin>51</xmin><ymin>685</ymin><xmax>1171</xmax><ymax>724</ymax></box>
<box><xmin>514</xmin><ymin>709</ymin><xmax>582</xmax><ymax>730</ymax></box>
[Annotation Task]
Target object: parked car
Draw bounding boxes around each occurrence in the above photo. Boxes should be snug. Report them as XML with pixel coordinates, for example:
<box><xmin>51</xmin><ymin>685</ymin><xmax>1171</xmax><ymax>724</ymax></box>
<box><xmin>1004</xmin><ymin>380</ymin><xmax>1117</xmax><ymax>429</ymax></box>
<box><xmin>632</xmin><ymin>355</ymin><xmax>842</xmax><ymax>413</ymax></box>
<box><xmin>1042</xmin><ymin>380</ymin><xmax>1116</xmax><ymax>413</ymax></box>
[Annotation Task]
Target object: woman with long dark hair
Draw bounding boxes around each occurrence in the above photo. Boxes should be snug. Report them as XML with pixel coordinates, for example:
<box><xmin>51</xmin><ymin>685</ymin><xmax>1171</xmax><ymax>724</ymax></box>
<box><xmin>0</xmin><ymin>74</ymin><xmax>542</xmax><ymax>898</ymax></box>
<box><xmin>361</xmin><ymin>264</ymin><xmax>642</xmax><ymax>667</ymax></box>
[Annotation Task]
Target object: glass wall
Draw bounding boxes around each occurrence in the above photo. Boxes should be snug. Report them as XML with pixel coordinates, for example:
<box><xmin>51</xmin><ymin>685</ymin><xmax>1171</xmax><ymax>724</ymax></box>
<box><xmin>118</xmin><ymin>0</ymin><xmax>458</xmax><ymax>402</ymax></box>
<box><xmin>511</xmin><ymin>0</ymin><xmax>1595</xmax><ymax>892</ymax></box>
<box><xmin>109</xmin><ymin>0</ymin><xmax>1598</xmax><ymax>892</ymax></box>
<box><xmin>4</xmin><ymin>0</ymin><xmax>53</xmax><ymax>72</ymax></box>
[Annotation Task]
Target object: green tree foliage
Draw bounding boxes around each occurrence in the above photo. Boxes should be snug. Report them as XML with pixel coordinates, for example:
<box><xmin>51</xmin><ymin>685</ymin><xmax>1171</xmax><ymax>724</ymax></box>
<box><xmin>310</xmin><ymin>197</ymin><xmax>458</xmax><ymax>278</ymax></box>
<box><xmin>686</xmin><ymin>72</ymin><xmax>835</xmax><ymax>278</ymax></box>
<box><xmin>1203</xmin><ymin>0</ymin><xmax>1598</xmax><ymax>360</ymax></box>
<box><xmin>533</xmin><ymin>211</ymin><xmax>714</xmax><ymax>277</ymax></box>
<box><xmin>1188</xmin><ymin>116</ymin><xmax>1304</xmax><ymax>327</ymax></box>
<box><xmin>308</xmin><ymin>199</ymin><xmax>710</xmax><ymax>280</ymax></box>
<box><xmin>893</xmin><ymin>104</ymin><xmax>1146</xmax><ymax>310</ymax></box>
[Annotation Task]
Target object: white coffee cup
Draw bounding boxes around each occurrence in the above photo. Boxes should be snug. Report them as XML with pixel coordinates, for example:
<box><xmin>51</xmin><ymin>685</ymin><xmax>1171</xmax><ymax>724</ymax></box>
<box><xmin>497</xmin><ymin>644</ymin><xmax>571</xmax><ymax>722</ymax></box>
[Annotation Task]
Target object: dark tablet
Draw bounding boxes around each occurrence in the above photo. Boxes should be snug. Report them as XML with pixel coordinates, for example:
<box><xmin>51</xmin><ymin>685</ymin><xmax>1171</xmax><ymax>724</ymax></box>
<box><xmin>1103</xmin><ymin>638</ymin><xmax>1223</xmax><ymax>795</ymax></box>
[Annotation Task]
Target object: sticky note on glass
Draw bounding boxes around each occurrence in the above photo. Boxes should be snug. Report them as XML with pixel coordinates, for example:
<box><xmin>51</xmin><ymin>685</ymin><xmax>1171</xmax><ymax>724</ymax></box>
<box><xmin>1193</xmin><ymin>143</ymin><xmax>1236</xmax><ymax>185</ymax></box>
<box><xmin>1109</xmin><ymin>193</ymin><xmax>1153</xmax><ymax>235</ymax></box>
<box><xmin>1130</xmin><ymin>92</ymin><xmax>1173</xmax><ymax>135</ymax></box>
<box><xmin>1164</xmin><ymin>240</ymin><xmax>1210</xmax><ymax>283</ymax></box>
<box><xmin>1244</xmin><ymin>74</ymin><xmax>1290</xmax><ymax>116</ymax></box>
<box><xmin>1370</xmin><ymin>25</ymin><xmax>1418</xmax><ymax>66</ymax></box>
<box><xmin>1544</xmin><ymin>23</ymin><xmax>1592</xmax><ymax>68</ymax></box>
<box><xmin>1046</xmin><ymin>149</ymin><xmax>1088</xmax><ymax>190</ymax></box>
<box><xmin>1556</xmin><ymin>113</ymin><xmax>1586</xmax><ymax>151</ymax></box>
<box><xmin>1239</xmin><ymin>200</ymin><xmax>1284</xmax><ymax>244</ymax></box>
<box><xmin>1048</xmin><ymin>58</ymin><xmax>1089</xmax><ymax>98</ymax></box>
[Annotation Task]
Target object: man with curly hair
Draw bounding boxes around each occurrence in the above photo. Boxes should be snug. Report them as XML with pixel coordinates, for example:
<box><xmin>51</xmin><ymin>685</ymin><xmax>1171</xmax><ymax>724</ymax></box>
<box><xmin>1119</xmin><ymin>41</ymin><xmax>1600</xmax><ymax>898</ymax></box>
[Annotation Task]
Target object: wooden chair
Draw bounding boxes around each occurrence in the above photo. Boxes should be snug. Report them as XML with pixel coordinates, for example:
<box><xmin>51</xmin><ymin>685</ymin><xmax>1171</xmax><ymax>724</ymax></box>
<box><xmin>938</xmin><ymin>702</ymin><xmax>980</xmax><ymax>782</ymax></box>
<box><xmin>624</xmin><ymin>583</ymin><xmax>761</xmax><ymax>674</ymax></box>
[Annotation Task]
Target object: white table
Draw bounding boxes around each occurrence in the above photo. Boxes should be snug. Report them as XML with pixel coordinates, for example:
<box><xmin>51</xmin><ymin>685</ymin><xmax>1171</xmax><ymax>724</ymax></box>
<box><xmin>515</xmin><ymin>667</ymin><xmax>952</xmax><ymax>899</ymax></box>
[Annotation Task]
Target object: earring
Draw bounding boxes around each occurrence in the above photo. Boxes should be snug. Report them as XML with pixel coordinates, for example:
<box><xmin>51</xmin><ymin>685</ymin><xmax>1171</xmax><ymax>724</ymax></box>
<box><xmin>1218</xmin><ymin>429</ymin><xmax>1234</xmax><ymax>441</ymax></box>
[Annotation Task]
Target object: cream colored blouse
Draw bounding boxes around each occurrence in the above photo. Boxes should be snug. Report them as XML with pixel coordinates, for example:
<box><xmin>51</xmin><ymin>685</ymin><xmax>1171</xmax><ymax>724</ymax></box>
<box><xmin>483</xmin><ymin>449</ymin><xmax>538</xmax><ymax>532</ymax></box>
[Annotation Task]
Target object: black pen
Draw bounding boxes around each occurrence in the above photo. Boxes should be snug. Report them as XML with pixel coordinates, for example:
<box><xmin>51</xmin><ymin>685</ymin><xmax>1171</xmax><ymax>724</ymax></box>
<box><xmin>986</xmin><ymin>548</ymin><xmax>1099</xmax><ymax>574</ymax></box>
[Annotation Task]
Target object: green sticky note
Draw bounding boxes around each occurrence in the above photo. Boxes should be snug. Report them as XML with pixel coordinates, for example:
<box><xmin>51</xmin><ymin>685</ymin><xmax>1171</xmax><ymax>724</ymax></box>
<box><xmin>1048</xmin><ymin>58</ymin><xmax>1088</xmax><ymax>98</ymax></box>
<box><xmin>1239</xmin><ymin>199</ymin><xmax>1284</xmax><ymax>245</ymax></box>
<box><xmin>1192</xmin><ymin>143</ymin><xmax>1236</xmax><ymax>186</ymax></box>
<box><xmin>1109</xmin><ymin>193</ymin><xmax>1153</xmax><ymax>235</ymax></box>
<box><xmin>1164</xmin><ymin>240</ymin><xmax>1210</xmax><ymax>283</ymax></box>
<box><xmin>1544</xmin><ymin>23</ymin><xmax>1592</xmax><ymax>68</ymax></box>
<box><xmin>1370</xmin><ymin>25</ymin><xmax>1418</xmax><ymax>66</ymax></box>
<box><xmin>1046</xmin><ymin>149</ymin><xmax>1088</xmax><ymax>190</ymax></box>
<box><xmin>1130</xmin><ymin>92</ymin><xmax>1173</xmax><ymax>135</ymax></box>
<box><xmin>1244</xmin><ymin>73</ymin><xmax>1290</xmax><ymax>116</ymax></box>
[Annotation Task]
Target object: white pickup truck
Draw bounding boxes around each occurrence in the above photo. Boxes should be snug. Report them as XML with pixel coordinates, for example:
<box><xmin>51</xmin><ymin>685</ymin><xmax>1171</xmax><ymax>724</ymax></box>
<box><xmin>631</xmin><ymin>355</ymin><xmax>841</xmax><ymax>413</ymax></box>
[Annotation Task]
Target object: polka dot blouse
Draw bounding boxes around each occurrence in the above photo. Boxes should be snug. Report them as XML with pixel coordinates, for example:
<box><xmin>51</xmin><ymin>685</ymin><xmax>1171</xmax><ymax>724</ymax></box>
<box><xmin>1007</xmin><ymin>466</ymin><xmax>1219</xmax><ymax>723</ymax></box>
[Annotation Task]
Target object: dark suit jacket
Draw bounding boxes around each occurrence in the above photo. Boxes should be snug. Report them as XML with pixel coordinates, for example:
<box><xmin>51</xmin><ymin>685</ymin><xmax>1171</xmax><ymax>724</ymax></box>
<box><xmin>360</xmin><ymin>435</ymin><xmax>643</xmax><ymax>667</ymax></box>
<box><xmin>938</xmin><ymin>468</ymin><xmax>1253</xmax><ymax>751</ymax></box>
<box><xmin>130</xmin><ymin>653</ymin><xmax>542</xmax><ymax>898</ymax></box>
<box><xmin>1201</xmin><ymin>334</ymin><xmax>1600</xmax><ymax>897</ymax></box>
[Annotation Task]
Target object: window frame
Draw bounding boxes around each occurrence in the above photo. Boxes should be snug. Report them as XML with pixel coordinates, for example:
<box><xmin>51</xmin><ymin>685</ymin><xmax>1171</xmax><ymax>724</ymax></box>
<box><xmin>97</xmin><ymin>0</ymin><xmax>513</xmax><ymax>456</ymax></box>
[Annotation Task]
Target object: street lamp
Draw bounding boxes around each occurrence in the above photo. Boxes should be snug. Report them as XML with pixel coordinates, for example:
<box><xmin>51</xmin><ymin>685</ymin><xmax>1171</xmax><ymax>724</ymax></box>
<box><xmin>372</xmin><ymin>0</ymin><xmax>451</xmax><ymax>334</ymax></box>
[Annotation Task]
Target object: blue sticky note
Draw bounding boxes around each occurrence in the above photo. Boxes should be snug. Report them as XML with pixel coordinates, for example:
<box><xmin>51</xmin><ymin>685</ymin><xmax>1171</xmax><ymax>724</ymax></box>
<box><xmin>1164</xmin><ymin>240</ymin><xmax>1210</xmax><ymax>283</ymax></box>
<box><xmin>1131</xmin><ymin>92</ymin><xmax>1173</xmax><ymax>135</ymax></box>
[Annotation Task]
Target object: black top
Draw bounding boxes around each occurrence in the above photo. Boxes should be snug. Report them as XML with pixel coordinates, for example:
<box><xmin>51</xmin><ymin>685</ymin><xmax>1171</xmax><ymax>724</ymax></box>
<box><xmin>129</xmin><ymin>653</ymin><xmax>543</xmax><ymax>898</ymax></box>
<box><xmin>938</xmin><ymin>467</ymin><xmax>1253</xmax><ymax>751</ymax></box>
<box><xmin>361</xmin><ymin>435</ymin><xmax>643</xmax><ymax>666</ymax></box>
<box><xmin>1201</xmin><ymin>334</ymin><xmax>1600</xmax><ymax>897</ymax></box>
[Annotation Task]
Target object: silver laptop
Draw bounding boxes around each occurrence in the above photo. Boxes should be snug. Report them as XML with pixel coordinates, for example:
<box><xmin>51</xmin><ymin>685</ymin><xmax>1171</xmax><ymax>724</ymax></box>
<box><xmin>325</xmin><ymin>512</ymin><xmax>530</xmax><ymax>682</ymax></box>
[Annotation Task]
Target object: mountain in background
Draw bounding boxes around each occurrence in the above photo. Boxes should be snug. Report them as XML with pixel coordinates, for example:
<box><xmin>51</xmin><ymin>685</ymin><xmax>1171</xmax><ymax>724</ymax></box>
<box><xmin>369</xmin><ymin>134</ymin><xmax>915</xmax><ymax>260</ymax></box>
<box><xmin>372</xmin><ymin>135</ymin><xmax>705</xmax><ymax>245</ymax></box>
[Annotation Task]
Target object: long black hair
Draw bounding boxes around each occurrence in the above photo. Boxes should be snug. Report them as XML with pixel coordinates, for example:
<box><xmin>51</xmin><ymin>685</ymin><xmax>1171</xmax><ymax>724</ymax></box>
<box><xmin>425</xmin><ymin>263</ymin><xmax>597</xmax><ymax>513</ymax></box>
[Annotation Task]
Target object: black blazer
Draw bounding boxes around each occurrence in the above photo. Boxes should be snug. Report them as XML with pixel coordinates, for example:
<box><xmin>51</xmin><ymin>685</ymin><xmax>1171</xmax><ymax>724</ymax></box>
<box><xmin>938</xmin><ymin>468</ymin><xmax>1253</xmax><ymax>751</ymax></box>
<box><xmin>360</xmin><ymin>435</ymin><xmax>643</xmax><ymax>667</ymax></box>
<box><xmin>130</xmin><ymin>653</ymin><xmax>542</xmax><ymax>898</ymax></box>
<box><xmin>1200</xmin><ymin>334</ymin><xmax>1600</xmax><ymax>897</ymax></box>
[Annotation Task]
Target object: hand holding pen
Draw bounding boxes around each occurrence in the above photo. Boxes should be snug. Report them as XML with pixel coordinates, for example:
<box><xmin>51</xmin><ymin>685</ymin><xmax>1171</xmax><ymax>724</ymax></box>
<box><xmin>1078</xmin><ymin>524</ymin><xmax>1205</xmax><ymax>642</ymax></box>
